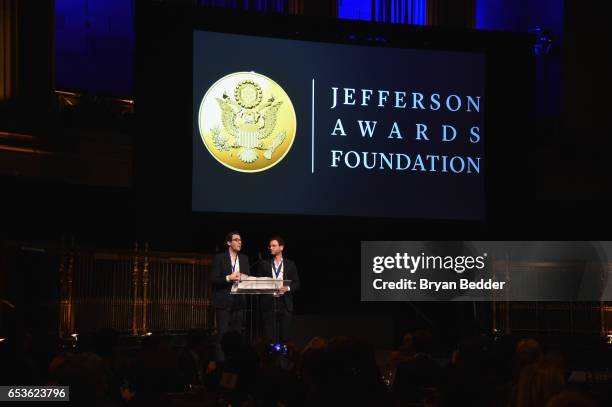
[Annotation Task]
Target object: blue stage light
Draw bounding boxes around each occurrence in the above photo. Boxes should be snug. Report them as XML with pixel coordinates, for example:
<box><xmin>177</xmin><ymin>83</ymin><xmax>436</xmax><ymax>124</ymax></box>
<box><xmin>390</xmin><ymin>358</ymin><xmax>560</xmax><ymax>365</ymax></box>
<box><xmin>528</xmin><ymin>27</ymin><xmax>553</xmax><ymax>56</ymax></box>
<box><xmin>339</xmin><ymin>0</ymin><xmax>426</xmax><ymax>25</ymax></box>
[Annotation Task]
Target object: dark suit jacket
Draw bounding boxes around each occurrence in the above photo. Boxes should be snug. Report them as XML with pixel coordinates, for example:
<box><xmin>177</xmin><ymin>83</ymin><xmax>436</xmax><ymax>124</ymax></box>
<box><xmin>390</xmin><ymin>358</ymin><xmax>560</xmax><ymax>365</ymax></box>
<box><xmin>256</xmin><ymin>258</ymin><xmax>300</xmax><ymax>312</ymax></box>
<box><xmin>211</xmin><ymin>251</ymin><xmax>250</xmax><ymax>309</ymax></box>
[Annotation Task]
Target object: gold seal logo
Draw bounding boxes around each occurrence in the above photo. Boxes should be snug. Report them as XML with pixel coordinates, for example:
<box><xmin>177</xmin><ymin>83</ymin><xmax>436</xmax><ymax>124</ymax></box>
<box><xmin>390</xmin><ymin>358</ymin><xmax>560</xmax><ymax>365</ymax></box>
<box><xmin>198</xmin><ymin>72</ymin><xmax>297</xmax><ymax>172</ymax></box>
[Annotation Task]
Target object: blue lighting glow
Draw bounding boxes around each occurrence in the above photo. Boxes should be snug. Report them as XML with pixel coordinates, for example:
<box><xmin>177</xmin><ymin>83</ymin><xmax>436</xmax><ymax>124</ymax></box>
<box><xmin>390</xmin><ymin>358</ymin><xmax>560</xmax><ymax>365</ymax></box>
<box><xmin>338</xmin><ymin>0</ymin><xmax>426</xmax><ymax>25</ymax></box>
<box><xmin>198</xmin><ymin>0</ymin><xmax>285</xmax><ymax>13</ymax></box>
<box><xmin>55</xmin><ymin>0</ymin><xmax>135</xmax><ymax>96</ymax></box>
<box><xmin>475</xmin><ymin>0</ymin><xmax>563</xmax><ymax>35</ymax></box>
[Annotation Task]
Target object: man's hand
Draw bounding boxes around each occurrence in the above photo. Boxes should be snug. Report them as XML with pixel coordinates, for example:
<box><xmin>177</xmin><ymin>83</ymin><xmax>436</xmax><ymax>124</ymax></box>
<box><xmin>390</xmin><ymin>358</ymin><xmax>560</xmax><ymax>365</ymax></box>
<box><xmin>229</xmin><ymin>271</ymin><xmax>241</xmax><ymax>281</ymax></box>
<box><xmin>278</xmin><ymin>286</ymin><xmax>289</xmax><ymax>295</ymax></box>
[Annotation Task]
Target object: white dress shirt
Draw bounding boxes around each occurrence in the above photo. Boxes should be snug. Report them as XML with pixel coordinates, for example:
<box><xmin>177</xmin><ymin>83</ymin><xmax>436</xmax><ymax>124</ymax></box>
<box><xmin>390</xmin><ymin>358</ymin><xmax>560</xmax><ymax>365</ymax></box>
<box><xmin>271</xmin><ymin>257</ymin><xmax>289</xmax><ymax>291</ymax></box>
<box><xmin>225</xmin><ymin>250</ymin><xmax>240</xmax><ymax>282</ymax></box>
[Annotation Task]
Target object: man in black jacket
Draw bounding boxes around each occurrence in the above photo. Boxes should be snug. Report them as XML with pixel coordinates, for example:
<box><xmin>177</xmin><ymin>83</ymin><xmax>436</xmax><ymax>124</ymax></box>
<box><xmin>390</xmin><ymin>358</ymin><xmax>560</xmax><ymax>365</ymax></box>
<box><xmin>257</xmin><ymin>236</ymin><xmax>300</xmax><ymax>343</ymax></box>
<box><xmin>211</xmin><ymin>231</ymin><xmax>250</xmax><ymax>361</ymax></box>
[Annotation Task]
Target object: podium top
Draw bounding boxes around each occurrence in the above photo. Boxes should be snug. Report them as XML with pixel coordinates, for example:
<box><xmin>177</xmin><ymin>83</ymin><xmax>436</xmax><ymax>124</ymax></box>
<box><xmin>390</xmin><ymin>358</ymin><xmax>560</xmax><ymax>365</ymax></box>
<box><xmin>230</xmin><ymin>276</ymin><xmax>291</xmax><ymax>295</ymax></box>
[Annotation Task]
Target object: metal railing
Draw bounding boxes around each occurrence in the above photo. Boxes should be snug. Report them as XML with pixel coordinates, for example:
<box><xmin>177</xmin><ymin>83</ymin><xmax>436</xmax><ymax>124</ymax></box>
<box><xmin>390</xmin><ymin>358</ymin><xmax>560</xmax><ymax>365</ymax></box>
<box><xmin>58</xmin><ymin>242</ymin><xmax>214</xmax><ymax>337</ymax></box>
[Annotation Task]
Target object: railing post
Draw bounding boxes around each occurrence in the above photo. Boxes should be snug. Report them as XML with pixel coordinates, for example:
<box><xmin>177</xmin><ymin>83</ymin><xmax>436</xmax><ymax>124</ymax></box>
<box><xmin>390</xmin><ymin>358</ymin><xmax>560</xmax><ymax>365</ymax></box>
<box><xmin>142</xmin><ymin>242</ymin><xmax>149</xmax><ymax>334</ymax></box>
<box><xmin>58</xmin><ymin>236</ymin><xmax>66</xmax><ymax>337</ymax></box>
<box><xmin>67</xmin><ymin>237</ymin><xmax>75</xmax><ymax>336</ymax></box>
<box><xmin>131</xmin><ymin>241</ymin><xmax>140</xmax><ymax>336</ymax></box>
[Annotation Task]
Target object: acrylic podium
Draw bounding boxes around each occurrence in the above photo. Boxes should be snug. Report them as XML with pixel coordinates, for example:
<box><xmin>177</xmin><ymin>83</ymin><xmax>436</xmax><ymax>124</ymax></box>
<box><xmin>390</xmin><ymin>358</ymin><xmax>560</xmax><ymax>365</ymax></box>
<box><xmin>231</xmin><ymin>276</ymin><xmax>291</xmax><ymax>343</ymax></box>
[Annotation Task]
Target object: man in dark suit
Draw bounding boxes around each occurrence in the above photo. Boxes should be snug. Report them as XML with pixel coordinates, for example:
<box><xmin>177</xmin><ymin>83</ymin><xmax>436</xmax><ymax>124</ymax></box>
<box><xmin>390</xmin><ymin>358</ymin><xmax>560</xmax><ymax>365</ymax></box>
<box><xmin>257</xmin><ymin>236</ymin><xmax>300</xmax><ymax>343</ymax></box>
<box><xmin>211</xmin><ymin>231</ymin><xmax>250</xmax><ymax>361</ymax></box>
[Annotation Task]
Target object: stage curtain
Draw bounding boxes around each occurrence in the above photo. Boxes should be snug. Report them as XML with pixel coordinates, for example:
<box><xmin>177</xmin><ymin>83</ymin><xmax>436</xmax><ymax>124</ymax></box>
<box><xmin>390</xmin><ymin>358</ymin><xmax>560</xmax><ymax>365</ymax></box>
<box><xmin>371</xmin><ymin>0</ymin><xmax>426</xmax><ymax>24</ymax></box>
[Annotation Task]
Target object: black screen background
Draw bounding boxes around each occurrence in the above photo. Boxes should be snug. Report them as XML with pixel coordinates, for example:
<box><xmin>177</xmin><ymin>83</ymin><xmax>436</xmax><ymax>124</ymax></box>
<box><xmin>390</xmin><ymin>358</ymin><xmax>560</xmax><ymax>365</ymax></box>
<box><xmin>192</xmin><ymin>30</ymin><xmax>486</xmax><ymax>220</ymax></box>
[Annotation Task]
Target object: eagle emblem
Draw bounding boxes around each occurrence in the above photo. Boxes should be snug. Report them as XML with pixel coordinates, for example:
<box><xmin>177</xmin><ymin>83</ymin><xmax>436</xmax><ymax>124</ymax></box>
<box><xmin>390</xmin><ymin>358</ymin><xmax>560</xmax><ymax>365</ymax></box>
<box><xmin>210</xmin><ymin>79</ymin><xmax>286</xmax><ymax>163</ymax></box>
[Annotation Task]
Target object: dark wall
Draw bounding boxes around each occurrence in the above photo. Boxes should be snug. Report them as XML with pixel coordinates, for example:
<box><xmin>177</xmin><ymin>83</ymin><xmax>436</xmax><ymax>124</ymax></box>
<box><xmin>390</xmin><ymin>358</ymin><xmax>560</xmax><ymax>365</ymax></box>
<box><xmin>2</xmin><ymin>1</ymin><xmax>611</xmax><ymax>345</ymax></box>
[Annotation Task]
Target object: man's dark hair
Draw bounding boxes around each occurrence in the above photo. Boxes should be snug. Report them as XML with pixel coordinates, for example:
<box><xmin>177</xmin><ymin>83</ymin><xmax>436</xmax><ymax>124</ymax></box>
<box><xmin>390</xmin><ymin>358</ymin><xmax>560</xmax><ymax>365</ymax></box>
<box><xmin>269</xmin><ymin>236</ymin><xmax>285</xmax><ymax>246</ymax></box>
<box><xmin>225</xmin><ymin>231</ymin><xmax>241</xmax><ymax>243</ymax></box>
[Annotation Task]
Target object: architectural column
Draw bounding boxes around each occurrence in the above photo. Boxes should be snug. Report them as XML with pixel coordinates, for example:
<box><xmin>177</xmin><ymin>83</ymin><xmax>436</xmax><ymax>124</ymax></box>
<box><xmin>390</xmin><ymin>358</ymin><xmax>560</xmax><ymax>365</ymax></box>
<box><xmin>0</xmin><ymin>0</ymin><xmax>17</xmax><ymax>102</ymax></box>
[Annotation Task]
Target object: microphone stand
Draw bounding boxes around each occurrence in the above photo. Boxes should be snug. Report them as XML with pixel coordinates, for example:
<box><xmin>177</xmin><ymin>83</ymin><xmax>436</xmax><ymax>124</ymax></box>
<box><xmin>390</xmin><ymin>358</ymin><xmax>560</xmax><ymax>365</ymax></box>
<box><xmin>249</xmin><ymin>252</ymin><xmax>263</xmax><ymax>271</ymax></box>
